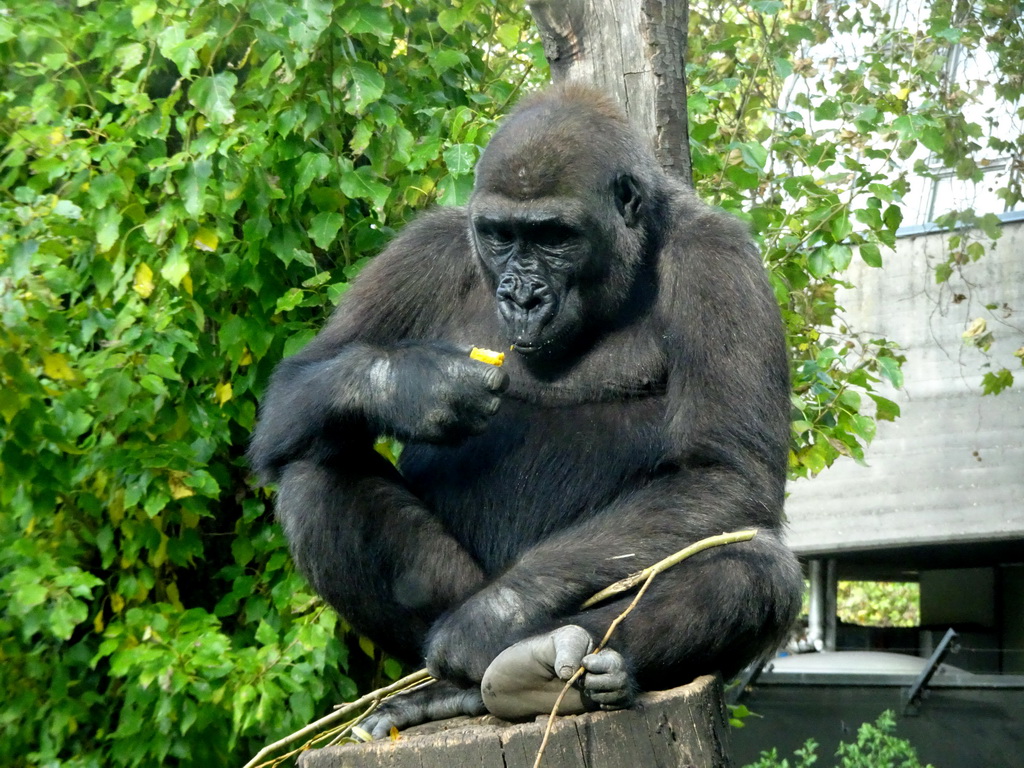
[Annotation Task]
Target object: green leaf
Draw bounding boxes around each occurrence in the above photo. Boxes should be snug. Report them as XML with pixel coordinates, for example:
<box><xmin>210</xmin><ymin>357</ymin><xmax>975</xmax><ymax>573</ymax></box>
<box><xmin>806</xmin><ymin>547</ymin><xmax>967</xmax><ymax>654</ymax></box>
<box><xmin>495</xmin><ymin>22</ymin><xmax>521</xmax><ymax>49</ymax></box>
<box><xmin>295</xmin><ymin>153</ymin><xmax>332</xmax><ymax>196</ymax></box>
<box><xmin>808</xmin><ymin>248</ymin><xmax>831</xmax><ymax>278</ymax></box>
<box><xmin>429</xmin><ymin>49</ymin><xmax>470</xmax><ymax>74</ymax></box>
<box><xmin>301</xmin><ymin>271</ymin><xmax>331</xmax><ymax>288</ymax></box>
<box><xmin>115</xmin><ymin>42</ymin><xmax>146</xmax><ymax>74</ymax></box>
<box><xmin>382</xmin><ymin>657</ymin><xmax>404</xmax><ymax>680</ymax></box>
<box><xmin>826</xmin><ymin>243</ymin><xmax>853</xmax><ymax>271</ymax></box>
<box><xmin>830</xmin><ymin>214</ymin><xmax>853</xmax><ymax>242</ymax></box>
<box><xmin>340</xmin><ymin>167</ymin><xmax>391</xmax><ymax>209</ymax></box>
<box><xmin>773</xmin><ymin>56</ymin><xmax>794</xmax><ymax>79</ymax></box>
<box><xmin>88</xmin><ymin>173</ymin><xmax>129</xmax><ymax>208</ymax></box>
<box><xmin>751</xmin><ymin>0</ymin><xmax>783</xmax><ymax>14</ymax></box>
<box><xmin>437</xmin><ymin>174</ymin><xmax>474</xmax><ymax>207</ymax></box>
<box><xmin>979</xmin><ymin>213</ymin><xmax>1003</xmax><ymax>240</ymax></box>
<box><xmin>981</xmin><ymin>369</ymin><xmax>1013</xmax><ymax>396</ymax></box>
<box><xmin>920</xmin><ymin>126</ymin><xmax>947</xmax><ymax>153</ymax></box>
<box><xmin>409</xmin><ymin>137</ymin><xmax>442</xmax><ymax>170</ymax></box>
<box><xmin>738</xmin><ymin>142</ymin><xmax>768</xmax><ymax>171</ymax></box>
<box><xmin>868</xmin><ymin>183</ymin><xmax>894</xmax><ymax>202</ymax></box>
<box><xmin>95</xmin><ymin>206</ymin><xmax>122</xmax><ymax>253</ymax></box>
<box><xmin>442</xmin><ymin>144</ymin><xmax>478</xmax><ymax>176</ymax></box>
<box><xmin>859</xmin><ymin>243</ymin><xmax>883</xmax><ymax>268</ymax></box>
<box><xmin>437</xmin><ymin>9</ymin><xmax>460</xmax><ymax>33</ymax></box>
<box><xmin>156</xmin><ymin>23</ymin><xmax>204</xmax><ymax>78</ymax></box>
<box><xmin>338</xmin><ymin>6</ymin><xmax>393</xmax><ymax>39</ymax></box>
<box><xmin>131</xmin><ymin>0</ymin><xmax>156</xmax><ymax>27</ymax></box>
<box><xmin>255</xmin><ymin>620</ymin><xmax>278</xmax><ymax>646</ymax></box>
<box><xmin>850</xmin><ymin>414</ymin><xmax>876</xmax><ymax>441</ymax></box>
<box><xmin>814</xmin><ymin>99</ymin><xmax>841</xmax><ymax>121</ymax></box>
<box><xmin>284</xmin><ymin>329</ymin><xmax>317</xmax><ymax>357</ymax></box>
<box><xmin>341</xmin><ymin>62</ymin><xmax>384</xmax><ymax>115</ymax></box>
<box><xmin>16</xmin><ymin>582</ymin><xmax>48</xmax><ymax>609</ymax></box>
<box><xmin>49</xmin><ymin>598</ymin><xmax>88</xmax><ymax>640</ymax></box>
<box><xmin>800</xmin><ymin>443</ymin><xmax>828</xmax><ymax>475</ymax></box>
<box><xmin>877</xmin><ymin>356</ymin><xmax>904</xmax><ymax>389</ymax></box>
<box><xmin>181</xmin><ymin>159</ymin><xmax>212</xmax><ymax>217</ymax></box>
<box><xmin>190</xmin><ymin>73</ymin><xmax>237</xmax><ymax>125</ymax></box>
<box><xmin>308</xmin><ymin>212</ymin><xmax>344</xmax><ymax>250</ymax></box>
<box><xmin>160</xmin><ymin>248</ymin><xmax>190</xmax><ymax>288</ymax></box>
<box><xmin>147</xmin><ymin>355</ymin><xmax>181</xmax><ymax>380</ymax></box>
<box><xmin>883</xmin><ymin>205</ymin><xmax>903</xmax><ymax>231</ymax></box>
<box><xmin>53</xmin><ymin>199</ymin><xmax>83</xmax><ymax>218</ymax></box>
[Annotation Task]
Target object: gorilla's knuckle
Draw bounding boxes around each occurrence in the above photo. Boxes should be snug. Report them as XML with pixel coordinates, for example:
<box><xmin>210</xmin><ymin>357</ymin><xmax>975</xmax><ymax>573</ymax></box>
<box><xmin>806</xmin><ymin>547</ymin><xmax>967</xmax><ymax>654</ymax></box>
<box><xmin>484</xmin><ymin>368</ymin><xmax>510</xmax><ymax>393</ymax></box>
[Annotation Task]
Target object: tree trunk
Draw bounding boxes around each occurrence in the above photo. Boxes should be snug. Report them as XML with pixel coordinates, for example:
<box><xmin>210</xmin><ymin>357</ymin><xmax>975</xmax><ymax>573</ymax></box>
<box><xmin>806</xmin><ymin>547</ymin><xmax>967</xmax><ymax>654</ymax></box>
<box><xmin>297</xmin><ymin>675</ymin><xmax>732</xmax><ymax>768</ymax></box>
<box><xmin>528</xmin><ymin>0</ymin><xmax>692</xmax><ymax>184</ymax></box>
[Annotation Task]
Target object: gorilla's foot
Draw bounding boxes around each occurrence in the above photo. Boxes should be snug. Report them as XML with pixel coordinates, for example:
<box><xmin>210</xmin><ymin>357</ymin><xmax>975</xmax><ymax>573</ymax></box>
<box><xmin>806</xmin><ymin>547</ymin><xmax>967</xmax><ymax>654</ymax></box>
<box><xmin>357</xmin><ymin>681</ymin><xmax>486</xmax><ymax>740</ymax></box>
<box><xmin>480</xmin><ymin>625</ymin><xmax>636</xmax><ymax>720</ymax></box>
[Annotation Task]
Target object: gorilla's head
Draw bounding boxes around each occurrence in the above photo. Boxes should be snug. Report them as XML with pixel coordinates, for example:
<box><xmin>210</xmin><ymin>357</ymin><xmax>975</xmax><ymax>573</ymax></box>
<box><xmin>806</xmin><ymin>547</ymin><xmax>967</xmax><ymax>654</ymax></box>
<box><xmin>469</xmin><ymin>85</ymin><xmax>666</xmax><ymax>361</ymax></box>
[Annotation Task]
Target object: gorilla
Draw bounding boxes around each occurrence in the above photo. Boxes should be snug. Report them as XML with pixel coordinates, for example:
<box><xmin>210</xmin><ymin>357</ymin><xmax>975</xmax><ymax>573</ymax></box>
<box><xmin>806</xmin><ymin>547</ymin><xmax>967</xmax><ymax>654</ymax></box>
<box><xmin>249</xmin><ymin>84</ymin><xmax>802</xmax><ymax>736</ymax></box>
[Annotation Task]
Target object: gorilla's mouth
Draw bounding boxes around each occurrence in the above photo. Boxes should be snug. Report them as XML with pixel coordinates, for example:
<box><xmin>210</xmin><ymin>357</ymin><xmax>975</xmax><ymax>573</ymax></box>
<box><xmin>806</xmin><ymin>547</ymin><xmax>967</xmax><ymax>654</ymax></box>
<box><xmin>511</xmin><ymin>340</ymin><xmax>540</xmax><ymax>354</ymax></box>
<box><xmin>508</xmin><ymin>321</ymin><xmax>571</xmax><ymax>358</ymax></box>
<box><xmin>499</xmin><ymin>297</ymin><xmax>559</xmax><ymax>355</ymax></box>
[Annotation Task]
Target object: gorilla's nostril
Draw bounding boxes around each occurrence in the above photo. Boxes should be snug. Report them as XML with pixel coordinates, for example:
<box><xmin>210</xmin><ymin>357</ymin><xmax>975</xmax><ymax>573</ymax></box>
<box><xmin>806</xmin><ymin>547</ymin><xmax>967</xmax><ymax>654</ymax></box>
<box><xmin>518</xmin><ymin>291</ymin><xmax>543</xmax><ymax>311</ymax></box>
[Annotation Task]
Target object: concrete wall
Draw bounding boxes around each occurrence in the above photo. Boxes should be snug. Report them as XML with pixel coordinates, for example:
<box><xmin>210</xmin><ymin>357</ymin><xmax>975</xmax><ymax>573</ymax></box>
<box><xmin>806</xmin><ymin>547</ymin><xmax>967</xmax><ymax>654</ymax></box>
<box><xmin>784</xmin><ymin>220</ymin><xmax>1024</xmax><ymax>557</ymax></box>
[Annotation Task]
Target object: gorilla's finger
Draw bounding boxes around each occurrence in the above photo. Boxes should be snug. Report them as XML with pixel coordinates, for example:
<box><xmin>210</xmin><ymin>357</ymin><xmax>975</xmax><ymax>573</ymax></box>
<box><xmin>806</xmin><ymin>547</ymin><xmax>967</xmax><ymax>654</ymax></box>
<box><xmin>483</xmin><ymin>367</ymin><xmax>510</xmax><ymax>392</ymax></box>
<box><xmin>581</xmin><ymin>650</ymin><xmax>624</xmax><ymax>675</ymax></box>
<box><xmin>550</xmin><ymin>625</ymin><xmax>594</xmax><ymax>680</ymax></box>
<box><xmin>583</xmin><ymin>669</ymin><xmax>629</xmax><ymax>692</ymax></box>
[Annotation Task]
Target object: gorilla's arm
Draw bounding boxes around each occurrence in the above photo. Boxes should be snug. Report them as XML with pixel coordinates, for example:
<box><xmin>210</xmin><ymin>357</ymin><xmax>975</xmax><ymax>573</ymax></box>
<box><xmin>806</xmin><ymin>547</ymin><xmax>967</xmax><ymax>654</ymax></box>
<box><xmin>425</xmin><ymin>216</ymin><xmax>801</xmax><ymax>686</ymax></box>
<box><xmin>248</xmin><ymin>209</ymin><xmax>497</xmax><ymax>660</ymax></box>
<box><xmin>248</xmin><ymin>208</ymin><xmax>498</xmax><ymax>482</ymax></box>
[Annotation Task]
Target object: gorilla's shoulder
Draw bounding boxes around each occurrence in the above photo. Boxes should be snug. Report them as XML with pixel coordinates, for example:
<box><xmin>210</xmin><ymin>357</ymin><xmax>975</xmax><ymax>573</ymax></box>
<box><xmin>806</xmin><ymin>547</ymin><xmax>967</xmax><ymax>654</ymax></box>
<box><xmin>662</xmin><ymin>183</ymin><xmax>758</xmax><ymax>264</ymax></box>
<box><xmin>397</xmin><ymin>206</ymin><xmax>472</xmax><ymax>247</ymax></box>
<box><xmin>370</xmin><ymin>206</ymin><xmax>476</xmax><ymax>278</ymax></box>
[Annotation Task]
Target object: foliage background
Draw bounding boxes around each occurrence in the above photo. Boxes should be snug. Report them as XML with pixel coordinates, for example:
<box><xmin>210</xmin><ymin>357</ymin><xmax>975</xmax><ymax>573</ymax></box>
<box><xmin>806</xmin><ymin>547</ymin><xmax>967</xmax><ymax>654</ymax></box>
<box><xmin>0</xmin><ymin>0</ymin><xmax>1018</xmax><ymax>765</ymax></box>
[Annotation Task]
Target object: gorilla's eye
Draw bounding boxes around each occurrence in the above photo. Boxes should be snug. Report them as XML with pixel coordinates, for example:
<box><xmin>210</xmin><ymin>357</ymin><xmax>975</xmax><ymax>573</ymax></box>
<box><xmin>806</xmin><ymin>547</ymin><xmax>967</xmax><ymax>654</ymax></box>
<box><xmin>530</xmin><ymin>223</ymin><xmax>577</xmax><ymax>250</ymax></box>
<box><xmin>478</xmin><ymin>223</ymin><xmax>515</xmax><ymax>249</ymax></box>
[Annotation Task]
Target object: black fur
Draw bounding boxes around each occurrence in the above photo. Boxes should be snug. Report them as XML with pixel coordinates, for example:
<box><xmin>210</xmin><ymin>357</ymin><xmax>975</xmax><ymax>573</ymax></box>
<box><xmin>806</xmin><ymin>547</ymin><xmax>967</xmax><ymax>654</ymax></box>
<box><xmin>249</xmin><ymin>84</ymin><xmax>802</xmax><ymax>704</ymax></box>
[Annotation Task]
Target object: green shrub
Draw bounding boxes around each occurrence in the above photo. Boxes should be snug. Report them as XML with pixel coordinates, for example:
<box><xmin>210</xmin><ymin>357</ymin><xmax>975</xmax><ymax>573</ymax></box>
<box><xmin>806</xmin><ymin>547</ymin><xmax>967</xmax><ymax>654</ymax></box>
<box><xmin>0</xmin><ymin>1</ymin><xmax>543</xmax><ymax>765</ymax></box>
<box><xmin>745</xmin><ymin>711</ymin><xmax>935</xmax><ymax>768</ymax></box>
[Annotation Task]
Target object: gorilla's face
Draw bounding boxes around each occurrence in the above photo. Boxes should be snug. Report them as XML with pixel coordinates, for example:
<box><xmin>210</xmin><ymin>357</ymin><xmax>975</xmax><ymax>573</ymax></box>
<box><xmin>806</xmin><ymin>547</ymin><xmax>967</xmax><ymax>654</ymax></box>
<box><xmin>469</xmin><ymin>98</ymin><xmax>651</xmax><ymax>361</ymax></box>
<box><xmin>471</xmin><ymin>198</ymin><xmax>591</xmax><ymax>357</ymax></box>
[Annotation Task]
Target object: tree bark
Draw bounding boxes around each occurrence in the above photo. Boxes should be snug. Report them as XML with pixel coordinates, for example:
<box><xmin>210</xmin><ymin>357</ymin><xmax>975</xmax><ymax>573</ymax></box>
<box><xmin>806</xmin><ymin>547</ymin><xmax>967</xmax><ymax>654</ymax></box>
<box><xmin>528</xmin><ymin>0</ymin><xmax>692</xmax><ymax>184</ymax></box>
<box><xmin>298</xmin><ymin>675</ymin><xmax>732</xmax><ymax>768</ymax></box>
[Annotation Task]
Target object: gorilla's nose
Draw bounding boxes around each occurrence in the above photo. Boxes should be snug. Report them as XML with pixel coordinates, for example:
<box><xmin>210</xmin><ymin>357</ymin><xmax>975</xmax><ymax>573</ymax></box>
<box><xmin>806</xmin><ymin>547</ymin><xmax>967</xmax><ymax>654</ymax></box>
<box><xmin>497</xmin><ymin>275</ymin><xmax>547</xmax><ymax>311</ymax></box>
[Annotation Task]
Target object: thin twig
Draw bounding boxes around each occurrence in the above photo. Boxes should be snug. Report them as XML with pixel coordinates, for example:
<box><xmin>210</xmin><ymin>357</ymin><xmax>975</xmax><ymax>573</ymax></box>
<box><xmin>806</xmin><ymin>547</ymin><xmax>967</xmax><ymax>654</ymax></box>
<box><xmin>582</xmin><ymin>529</ymin><xmax>758</xmax><ymax>608</ymax></box>
<box><xmin>250</xmin><ymin>702</ymin><xmax>379</xmax><ymax>768</ymax></box>
<box><xmin>240</xmin><ymin>669</ymin><xmax>431</xmax><ymax>768</ymax></box>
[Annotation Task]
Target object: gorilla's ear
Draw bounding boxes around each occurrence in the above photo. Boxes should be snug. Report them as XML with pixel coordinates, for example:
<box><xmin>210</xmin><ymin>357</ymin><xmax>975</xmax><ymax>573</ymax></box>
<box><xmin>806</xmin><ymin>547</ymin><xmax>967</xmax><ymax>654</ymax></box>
<box><xmin>613</xmin><ymin>174</ymin><xmax>643</xmax><ymax>228</ymax></box>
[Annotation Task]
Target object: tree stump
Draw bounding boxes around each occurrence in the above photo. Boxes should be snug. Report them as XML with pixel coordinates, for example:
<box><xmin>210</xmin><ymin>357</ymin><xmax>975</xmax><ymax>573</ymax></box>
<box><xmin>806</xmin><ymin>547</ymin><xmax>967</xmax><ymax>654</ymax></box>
<box><xmin>297</xmin><ymin>674</ymin><xmax>732</xmax><ymax>768</ymax></box>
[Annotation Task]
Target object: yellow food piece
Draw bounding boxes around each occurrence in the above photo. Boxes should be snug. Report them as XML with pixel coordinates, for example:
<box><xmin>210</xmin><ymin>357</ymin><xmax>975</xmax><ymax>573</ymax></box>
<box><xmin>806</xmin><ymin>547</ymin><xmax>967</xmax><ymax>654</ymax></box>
<box><xmin>469</xmin><ymin>347</ymin><xmax>505</xmax><ymax>366</ymax></box>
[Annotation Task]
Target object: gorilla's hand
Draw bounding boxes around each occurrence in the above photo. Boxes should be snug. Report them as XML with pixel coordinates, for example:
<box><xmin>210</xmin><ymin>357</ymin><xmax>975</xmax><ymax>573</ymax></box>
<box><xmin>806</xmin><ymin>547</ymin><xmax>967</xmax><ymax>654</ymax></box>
<box><xmin>424</xmin><ymin>586</ymin><xmax>534</xmax><ymax>685</ymax></box>
<box><xmin>368</xmin><ymin>341</ymin><xmax>509</xmax><ymax>443</ymax></box>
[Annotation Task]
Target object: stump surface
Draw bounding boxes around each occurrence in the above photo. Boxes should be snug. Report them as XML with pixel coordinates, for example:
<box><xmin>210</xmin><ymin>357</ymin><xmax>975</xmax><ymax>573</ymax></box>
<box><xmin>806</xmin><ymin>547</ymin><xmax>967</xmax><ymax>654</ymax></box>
<box><xmin>298</xmin><ymin>674</ymin><xmax>732</xmax><ymax>768</ymax></box>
